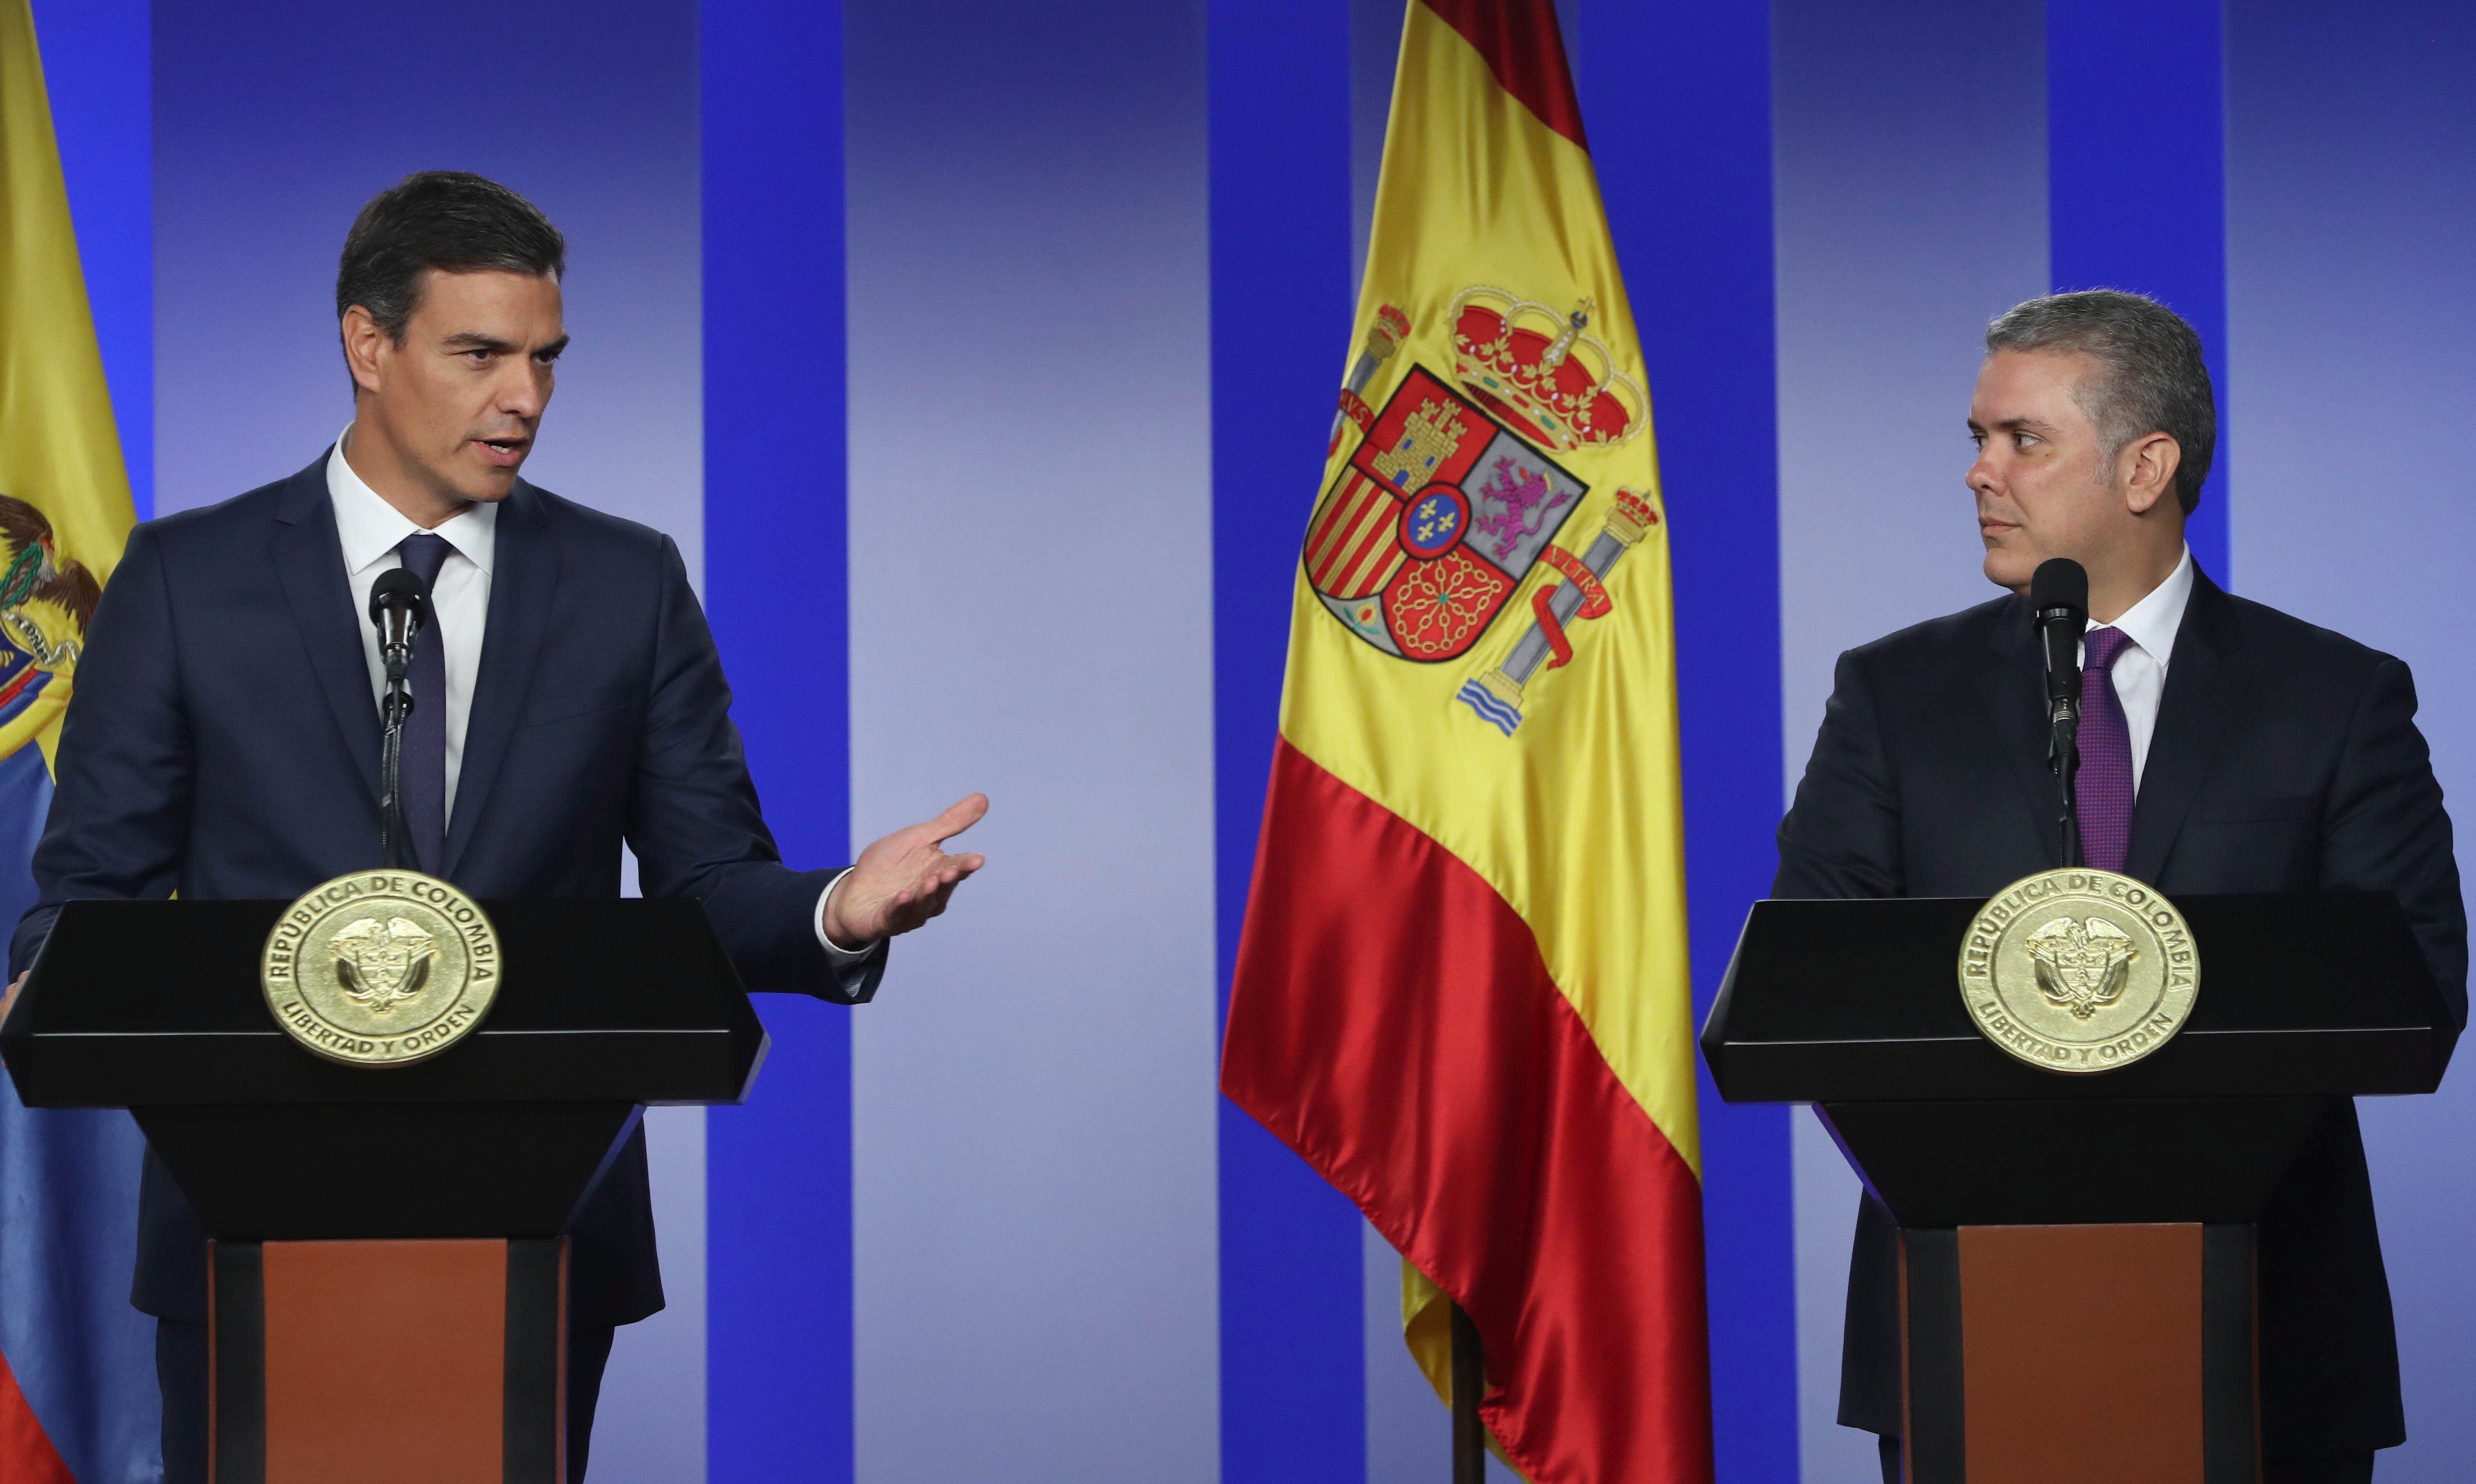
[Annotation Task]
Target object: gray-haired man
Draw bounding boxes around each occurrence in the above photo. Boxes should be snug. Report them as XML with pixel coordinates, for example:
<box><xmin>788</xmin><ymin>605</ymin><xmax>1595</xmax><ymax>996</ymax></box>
<box><xmin>1776</xmin><ymin>290</ymin><xmax>2465</xmax><ymax>1484</ymax></box>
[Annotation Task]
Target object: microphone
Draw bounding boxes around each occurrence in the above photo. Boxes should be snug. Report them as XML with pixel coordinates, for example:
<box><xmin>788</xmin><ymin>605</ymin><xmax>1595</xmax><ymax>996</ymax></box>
<box><xmin>2030</xmin><ymin>558</ymin><xmax>2088</xmax><ymax>728</ymax></box>
<box><xmin>370</xmin><ymin>566</ymin><xmax>432</xmax><ymax>871</ymax></box>
<box><xmin>2030</xmin><ymin>557</ymin><xmax>2088</xmax><ymax>868</ymax></box>
<box><xmin>370</xmin><ymin>566</ymin><xmax>430</xmax><ymax>684</ymax></box>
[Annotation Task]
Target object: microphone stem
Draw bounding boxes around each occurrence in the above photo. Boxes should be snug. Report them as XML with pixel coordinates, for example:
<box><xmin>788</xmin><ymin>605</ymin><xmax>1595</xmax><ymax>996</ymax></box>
<box><xmin>380</xmin><ymin>678</ymin><xmax>412</xmax><ymax>871</ymax></box>
<box><xmin>370</xmin><ymin>594</ymin><xmax>426</xmax><ymax>872</ymax></box>
<box><xmin>2050</xmin><ymin>700</ymin><xmax>2082</xmax><ymax>870</ymax></box>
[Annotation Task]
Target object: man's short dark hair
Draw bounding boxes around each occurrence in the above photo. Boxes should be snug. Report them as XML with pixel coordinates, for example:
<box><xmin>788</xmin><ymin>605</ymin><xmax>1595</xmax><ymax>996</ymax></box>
<box><xmin>336</xmin><ymin>171</ymin><xmax>566</xmax><ymax>344</ymax></box>
<box><xmin>1984</xmin><ymin>290</ymin><xmax>2216</xmax><ymax>514</ymax></box>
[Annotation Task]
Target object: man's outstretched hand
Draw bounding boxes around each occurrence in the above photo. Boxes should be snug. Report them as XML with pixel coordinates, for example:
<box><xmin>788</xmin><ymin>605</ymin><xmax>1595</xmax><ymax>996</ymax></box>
<box><xmin>820</xmin><ymin>793</ymin><xmax>988</xmax><ymax>950</ymax></box>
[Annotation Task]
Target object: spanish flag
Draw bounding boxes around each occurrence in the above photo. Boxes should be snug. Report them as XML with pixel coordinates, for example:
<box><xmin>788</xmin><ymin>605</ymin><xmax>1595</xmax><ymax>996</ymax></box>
<box><xmin>1219</xmin><ymin>2</ymin><xmax>1711</xmax><ymax>1480</ymax></box>
<box><xmin>0</xmin><ymin>2</ymin><xmax>152</xmax><ymax>1480</ymax></box>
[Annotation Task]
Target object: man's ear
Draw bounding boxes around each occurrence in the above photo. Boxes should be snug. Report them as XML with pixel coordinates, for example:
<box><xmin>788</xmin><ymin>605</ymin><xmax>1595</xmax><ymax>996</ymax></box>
<box><xmin>2120</xmin><ymin>431</ymin><xmax>2182</xmax><ymax>516</ymax></box>
<box><xmin>340</xmin><ymin>305</ymin><xmax>388</xmax><ymax>398</ymax></box>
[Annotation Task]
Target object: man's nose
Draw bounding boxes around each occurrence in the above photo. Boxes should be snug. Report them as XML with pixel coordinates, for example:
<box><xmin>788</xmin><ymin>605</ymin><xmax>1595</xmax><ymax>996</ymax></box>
<box><xmin>1966</xmin><ymin>450</ymin><xmax>2000</xmax><ymax>496</ymax></box>
<box><xmin>496</xmin><ymin>362</ymin><xmax>546</xmax><ymax>419</ymax></box>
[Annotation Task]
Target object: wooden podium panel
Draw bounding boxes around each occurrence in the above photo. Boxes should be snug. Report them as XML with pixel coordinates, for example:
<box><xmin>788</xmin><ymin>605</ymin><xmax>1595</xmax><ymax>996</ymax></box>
<box><xmin>1900</xmin><ymin>1224</ymin><xmax>2257</xmax><ymax>1484</ymax></box>
<box><xmin>211</xmin><ymin>1238</ymin><xmax>566</xmax><ymax>1484</ymax></box>
<box><xmin>1959</xmin><ymin>1224</ymin><xmax>2202</xmax><ymax>1483</ymax></box>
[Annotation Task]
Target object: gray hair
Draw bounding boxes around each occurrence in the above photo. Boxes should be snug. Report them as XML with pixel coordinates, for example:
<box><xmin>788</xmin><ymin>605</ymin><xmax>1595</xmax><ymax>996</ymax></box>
<box><xmin>1984</xmin><ymin>290</ymin><xmax>2214</xmax><ymax>514</ymax></box>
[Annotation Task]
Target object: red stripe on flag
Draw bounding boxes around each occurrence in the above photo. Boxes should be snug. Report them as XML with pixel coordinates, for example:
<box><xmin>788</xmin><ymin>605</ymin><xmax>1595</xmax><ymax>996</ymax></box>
<box><xmin>1418</xmin><ymin>0</ymin><xmax>1589</xmax><ymax>152</ymax></box>
<box><xmin>1305</xmin><ymin>476</ymin><xmax>1366</xmax><ymax>574</ymax></box>
<box><xmin>1326</xmin><ymin>503</ymin><xmax>1404</xmax><ymax>598</ymax></box>
<box><xmin>1308</xmin><ymin>476</ymin><xmax>1388</xmax><ymax>591</ymax></box>
<box><xmin>0</xmin><ymin>1348</ymin><xmax>78</xmax><ymax>1484</ymax></box>
<box><xmin>1222</xmin><ymin>740</ymin><xmax>1713</xmax><ymax>1484</ymax></box>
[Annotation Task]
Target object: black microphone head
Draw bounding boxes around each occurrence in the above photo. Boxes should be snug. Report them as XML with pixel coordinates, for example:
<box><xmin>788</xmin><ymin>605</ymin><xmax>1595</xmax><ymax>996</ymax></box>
<box><xmin>370</xmin><ymin>566</ymin><xmax>430</xmax><ymax>628</ymax></box>
<box><xmin>2030</xmin><ymin>557</ymin><xmax>2088</xmax><ymax>618</ymax></box>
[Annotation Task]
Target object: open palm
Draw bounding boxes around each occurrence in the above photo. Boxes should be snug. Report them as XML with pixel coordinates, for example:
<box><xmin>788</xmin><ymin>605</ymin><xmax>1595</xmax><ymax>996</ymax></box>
<box><xmin>822</xmin><ymin>793</ymin><xmax>988</xmax><ymax>948</ymax></box>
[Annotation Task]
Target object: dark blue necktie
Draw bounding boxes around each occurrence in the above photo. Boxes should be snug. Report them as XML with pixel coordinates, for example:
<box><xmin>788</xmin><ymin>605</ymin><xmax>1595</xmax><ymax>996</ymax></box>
<box><xmin>396</xmin><ymin>534</ymin><xmax>453</xmax><ymax>874</ymax></box>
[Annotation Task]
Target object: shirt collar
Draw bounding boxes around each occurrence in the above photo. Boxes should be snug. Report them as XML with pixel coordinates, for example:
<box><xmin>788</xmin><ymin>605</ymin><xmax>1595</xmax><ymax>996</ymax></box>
<box><xmin>326</xmin><ymin>428</ymin><xmax>499</xmax><ymax>576</ymax></box>
<box><xmin>2091</xmin><ymin>544</ymin><xmax>2194</xmax><ymax>667</ymax></box>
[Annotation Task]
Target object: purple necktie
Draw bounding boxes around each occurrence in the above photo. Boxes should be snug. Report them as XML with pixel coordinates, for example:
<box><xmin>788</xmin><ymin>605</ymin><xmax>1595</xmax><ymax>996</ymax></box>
<box><xmin>397</xmin><ymin>534</ymin><xmax>453</xmax><ymax>874</ymax></box>
<box><xmin>2075</xmin><ymin>625</ymin><xmax>2137</xmax><ymax>872</ymax></box>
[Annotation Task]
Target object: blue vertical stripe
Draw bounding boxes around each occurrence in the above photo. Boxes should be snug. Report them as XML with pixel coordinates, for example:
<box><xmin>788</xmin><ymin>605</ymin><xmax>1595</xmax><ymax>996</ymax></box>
<box><xmin>702</xmin><ymin>3</ymin><xmax>854</xmax><ymax>1480</ymax></box>
<box><xmin>1208</xmin><ymin>1</ymin><xmax>1365</xmax><ymax>1480</ymax></box>
<box><xmin>2048</xmin><ymin>0</ymin><xmax>2230</xmax><ymax>582</ymax></box>
<box><xmin>1570</xmin><ymin>2</ymin><xmax>1796</xmax><ymax>1478</ymax></box>
<box><xmin>28</xmin><ymin>0</ymin><xmax>150</xmax><ymax>520</ymax></box>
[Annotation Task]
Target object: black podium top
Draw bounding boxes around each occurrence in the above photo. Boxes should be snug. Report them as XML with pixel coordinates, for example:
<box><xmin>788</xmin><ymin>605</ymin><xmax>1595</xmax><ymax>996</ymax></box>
<box><xmin>1702</xmin><ymin>892</ymin><xmax>2454</xmax><ymax>1104</ymax></box>
<box><xmin>1</xmin><ymin>898</ymin><xmax>767</xmax><ymax>1108</ymax></box>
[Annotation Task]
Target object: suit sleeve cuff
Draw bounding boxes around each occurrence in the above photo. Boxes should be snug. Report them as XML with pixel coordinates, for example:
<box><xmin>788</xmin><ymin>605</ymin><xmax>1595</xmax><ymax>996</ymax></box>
<box><xmin>814</xmin><ymin>867</ymin><xmax>877</xmax><ymax>955</ymax></box>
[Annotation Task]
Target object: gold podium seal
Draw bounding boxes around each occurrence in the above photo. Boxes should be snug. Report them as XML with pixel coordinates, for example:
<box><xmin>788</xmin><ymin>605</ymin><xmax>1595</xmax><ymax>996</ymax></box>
<box><xmin>1957</xmin><ymin>868</ymin><xmax>2200</xmax><ymax>1074</ymax></box>
<box><xmin>261</xmin><ymin>870</ymin><xmax>502</xmax><ymax>1066</ymax></box>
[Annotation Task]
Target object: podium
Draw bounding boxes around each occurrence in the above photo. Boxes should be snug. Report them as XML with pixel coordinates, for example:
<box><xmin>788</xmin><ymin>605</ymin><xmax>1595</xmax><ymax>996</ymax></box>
<box><xmin>0</xmin><ymin>898</ymin><xmax>767</xmax><ymax>1484</ymax></box>
<box><xmin>1702</xmin><ymin>892</ymin><xmax>2454</xmax><ymax>1484</ymax></box>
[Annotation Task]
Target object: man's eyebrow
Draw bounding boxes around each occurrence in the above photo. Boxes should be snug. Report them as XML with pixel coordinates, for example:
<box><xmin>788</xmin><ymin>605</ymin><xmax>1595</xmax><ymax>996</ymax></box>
<box><xmin>538</xmin><ymin>334</ymin><xmax>571</xmax><ymax>358</ymax></box>
<box><xmin>1981</xmin><ymin>415</ymin><xmax>2058</xmax><ymax>434</ymax></box>
<box><xmin>440</xmin><ymin>332</ymin><xmax>518</xmax><ymax>353</ymax></box>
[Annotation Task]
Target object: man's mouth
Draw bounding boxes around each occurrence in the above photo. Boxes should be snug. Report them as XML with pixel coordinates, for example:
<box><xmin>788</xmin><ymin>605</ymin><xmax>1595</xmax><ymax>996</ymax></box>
<box><xmin>474</xmin><ymin>436</ymin><xmax>530</xmax><ymax>468</ymax></box>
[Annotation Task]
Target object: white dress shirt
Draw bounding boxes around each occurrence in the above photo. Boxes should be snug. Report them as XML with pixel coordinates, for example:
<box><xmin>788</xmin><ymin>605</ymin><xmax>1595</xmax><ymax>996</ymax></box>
<box><xmin>328</xmin><ymin>435</ymin><xmax>494</xmax><ymax>812</ymax></box>
<box><xmin>2082</xmin><ymin>545</ymin><xmax>2195</xmax><ymax>794</ymax></box>
<box><xmin>327</xmin><ymin>431</ymin><xmax>867</xmax><ymax>954</ymax></box>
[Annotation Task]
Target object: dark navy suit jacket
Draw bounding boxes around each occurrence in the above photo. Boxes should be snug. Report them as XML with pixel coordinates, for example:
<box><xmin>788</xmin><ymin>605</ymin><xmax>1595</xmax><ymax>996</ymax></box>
<box><xmin>12</xmin><ymin>454</ymin><xmax>882</xmax><ymax>1328</ymax></box>
<box><xmin>1776</xmin><ymin>568</ymin><xmax>2466</xmax><ymax>1460</ymax></box>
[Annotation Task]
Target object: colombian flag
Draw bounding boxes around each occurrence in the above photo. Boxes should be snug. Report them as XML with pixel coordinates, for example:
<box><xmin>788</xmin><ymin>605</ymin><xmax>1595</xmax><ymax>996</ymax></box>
<box><xmin>1220</xmin><ymin>2</ymin><xmax>1712</xmax><ymax>1480</ymax></box>
<box><xmin>0</xmin><ymin>2</ymin><xmax>153</xmax><ymax>1480</ymax></box>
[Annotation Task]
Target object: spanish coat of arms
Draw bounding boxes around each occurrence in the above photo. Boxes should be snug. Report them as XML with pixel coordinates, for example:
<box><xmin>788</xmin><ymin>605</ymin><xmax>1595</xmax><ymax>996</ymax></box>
<box><xmin>1304</xmin><ymin>366</ymin><xmax>1588</xmax><ymax>663</ymax></box>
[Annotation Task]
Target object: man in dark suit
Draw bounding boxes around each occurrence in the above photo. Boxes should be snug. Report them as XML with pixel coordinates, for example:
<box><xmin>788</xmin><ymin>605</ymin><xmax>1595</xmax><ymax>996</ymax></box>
<box><xmin>2</xmin><ymin>172</ymin><xmax>986</xmax><ymax>1482</ymax></box>
<box><xmin>1776</xmin><ymin>290</ymin><xmax>2466</xmax><ymax>1484</ymax></box>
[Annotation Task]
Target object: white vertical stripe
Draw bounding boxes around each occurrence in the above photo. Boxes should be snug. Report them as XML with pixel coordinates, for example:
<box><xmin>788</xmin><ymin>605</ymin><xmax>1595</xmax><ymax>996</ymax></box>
<box><xmin>552</xmin><ymin>109</ymin><xmax>710</xmax><ymax>1483</ymax></box>
<box><xmin>1770</xmin><ymin>2</ymin><xmax>2048</xmax><ymax>1474</ymax></box>
<box><xmin>592</xmin><ymin>848</ymin><xmax>707</xmax><ymax>1484</ymax></box>
<box><xmin>842</xmin><ymin>6</ymin><xmax>1220</xmax><ymax>1478</ymax></box>
<box><xmin>1790</xmin><ymin>1110</ymin><xmax>1866</xmax><ymax>1478</ymax></box>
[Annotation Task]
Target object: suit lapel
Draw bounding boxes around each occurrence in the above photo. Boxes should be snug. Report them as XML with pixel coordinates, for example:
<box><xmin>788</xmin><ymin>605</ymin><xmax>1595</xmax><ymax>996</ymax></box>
<box><xmin>2124</xmin><ymin>571</ymin><xmax>2252</xmax><ymax>884</ymax></box>
<box><xmin>1976</xmin><ymin>596</ymin><xmax>2062</xmax><ymax>858</ymax></box>
<box><xmin>271</xmin><ymin>456</ymin><xmax>382</xmax><ymax>807</ymax></box>
<box><xmin>443</xmin><ymin>482</ymin><xmax>559</xmax><ymax>876</ymax></box>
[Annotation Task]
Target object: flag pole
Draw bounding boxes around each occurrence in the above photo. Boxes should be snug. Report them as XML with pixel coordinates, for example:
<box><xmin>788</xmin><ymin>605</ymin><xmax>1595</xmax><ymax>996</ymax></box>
<box><xmin>1451</xmin><ymin>1301</ymin><xmax>1485</xmax><ymax>1482</ymax></box>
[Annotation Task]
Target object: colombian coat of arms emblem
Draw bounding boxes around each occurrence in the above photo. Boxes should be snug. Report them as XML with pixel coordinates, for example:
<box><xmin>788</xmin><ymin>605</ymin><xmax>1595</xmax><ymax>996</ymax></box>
<box><xmin>1957</xmin><ymin>868</ymin><xmax>2200</xmax><ymax>1073</ymax></box>
<box><xmin>0</xmin><ymin>496</ymin><xmax>102</xmax><ymax>851</ymax></box>
<box><xmin>262</xmin><ymin>871</ymin><xmax>502</xmax><ymax>1067</ymax></box>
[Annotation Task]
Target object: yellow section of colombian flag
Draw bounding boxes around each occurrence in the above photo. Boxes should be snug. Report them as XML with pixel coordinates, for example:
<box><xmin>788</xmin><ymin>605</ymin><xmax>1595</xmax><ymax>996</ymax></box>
<box><xmin>0</xmin><ymin>0</ymin><xmax>136</xmax><ymax>774</ymax></box>
<box><xmin>1283</xmin><ymin>2</ymin><xmax>1696</xmax><ymax>1170</ymax></box>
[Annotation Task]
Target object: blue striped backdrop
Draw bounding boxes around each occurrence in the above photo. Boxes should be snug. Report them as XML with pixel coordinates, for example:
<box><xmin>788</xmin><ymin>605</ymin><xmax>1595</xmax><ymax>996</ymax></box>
<box><xmin>28</xmin><ymin>2</ymin><xmax>2476</xmax><ymax>1480</ymax></box>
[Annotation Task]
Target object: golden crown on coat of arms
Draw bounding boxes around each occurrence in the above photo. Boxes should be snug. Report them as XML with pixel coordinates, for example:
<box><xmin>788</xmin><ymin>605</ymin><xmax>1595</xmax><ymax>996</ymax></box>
<box><xmin>1448</xmin><ymin>287</ymin><xmax>1647</xmax><ymax>453</ymax></box>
